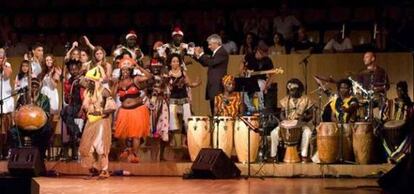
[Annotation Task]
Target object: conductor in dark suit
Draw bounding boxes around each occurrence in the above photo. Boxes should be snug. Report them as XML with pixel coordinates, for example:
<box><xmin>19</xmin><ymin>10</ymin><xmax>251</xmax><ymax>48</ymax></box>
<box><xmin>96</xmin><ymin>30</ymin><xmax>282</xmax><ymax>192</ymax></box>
<box><xmin>194</xmin><ymin>34</ymin><xmax>229</xmax><ymax>115</ymax></box>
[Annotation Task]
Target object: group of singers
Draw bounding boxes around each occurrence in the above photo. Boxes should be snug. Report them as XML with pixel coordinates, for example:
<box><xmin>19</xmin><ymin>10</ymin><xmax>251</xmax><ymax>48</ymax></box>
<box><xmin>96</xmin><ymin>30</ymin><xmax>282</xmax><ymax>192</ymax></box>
<box><xmin>0</xmin><ymin>27</ymin><xmax>412</xmax><ymax>179</ymax></box>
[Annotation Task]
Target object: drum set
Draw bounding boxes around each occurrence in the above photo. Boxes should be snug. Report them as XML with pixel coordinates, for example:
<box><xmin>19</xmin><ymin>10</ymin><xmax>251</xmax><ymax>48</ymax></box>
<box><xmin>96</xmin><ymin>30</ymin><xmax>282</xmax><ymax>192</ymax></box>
<box><xmin>312</xmin><ymin>74</ymin><xmax>406</xmax><ymax>164</ymax></box>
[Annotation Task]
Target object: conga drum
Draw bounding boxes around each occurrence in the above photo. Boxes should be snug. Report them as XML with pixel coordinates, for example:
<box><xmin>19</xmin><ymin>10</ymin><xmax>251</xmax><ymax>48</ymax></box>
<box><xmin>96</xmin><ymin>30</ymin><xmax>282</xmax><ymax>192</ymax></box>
<box><xmin>212</xmin><ymin>116</ymin><xmax>234</xmax><ymax>158</ymax></box>
<box><xmin>317</xmin><ymin>122</ymin><xmax>353</xmax><ymax>163</ymax></box>
<box><xmin>352</xmin><ymin>122</ymin><xmax>375</xmax><ymax>164</ymax></box>
<box><xmin>317</xmin><ymin>122</ymin><xmax>338</xmax><ymax>163</ymax></box>
<box><xmin>234</xmin><ymin>116</ymin><xmax>260</xmax><ymax>163</ymax></box>
<box><xmin>383</xmin><ymin>120</ymin><xmax>405</xmax><ymax>153</ymax></box>
<box><xmin>279</xmin><ymin>120</ymin><xmax>303</xmax><ymax>163</ymax></box>
<box><xmin>187</xmin><ymin>116</ymin><xmax>211</xmax><ymax>161</ymax></box>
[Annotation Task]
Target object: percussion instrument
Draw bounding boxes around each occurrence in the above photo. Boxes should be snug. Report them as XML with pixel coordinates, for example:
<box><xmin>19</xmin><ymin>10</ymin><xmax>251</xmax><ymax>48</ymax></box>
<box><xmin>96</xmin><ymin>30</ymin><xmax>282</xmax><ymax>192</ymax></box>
<box><xmin>317</xmin><ymin>122</ymin><xmax>353</xmax><ymax>163</ymax></box>
<box><xmin>352</xmin><ymin>122</ymin><xmax>375</xmax><ymax>164</ymax></box>
<box><xmin>14</xmin><ymin>104</ymin><xmax>47</xmax><ymax>131</ymax></box>
<box><xmin>339</xmin><ymin>123</ymin><xmax>354</xmax><ymax>161</ymax></box>
<box><xmin>212</xmin><ymin>116</ymin><xmax>234</xmax><ymax>158</ymax></box>
<box><xmin>279</xmin><ymin>120</ymin><xmax>303</xmax><ymax>163</ymax></box>
<box><xmin>14</xmin><ymin>61</ymin><xmax>48</xmax><ymax>131</ymax></box>
<box><xmin>317</xmin><ymin>122</ymin><xmax>338</xmax><ymax>163</ymax></box>
<box><xmin>187</xmin><ymin>116</ymin><xmax>211</xmax><ymax>161</ymax></box>
<box><xmin>383</xmin><ymin>120</ymin><xmax>405</xmax><ymax>152</ymax></box>
<box><xmin>234</xmin><ymin>116</ymin><xmax>260</xmax><ymax>163</ymax></box>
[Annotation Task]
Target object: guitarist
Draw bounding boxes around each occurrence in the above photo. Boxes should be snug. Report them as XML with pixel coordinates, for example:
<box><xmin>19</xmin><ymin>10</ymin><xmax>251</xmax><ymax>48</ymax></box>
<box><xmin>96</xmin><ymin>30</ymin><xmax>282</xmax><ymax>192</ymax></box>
<box><xmin>240</xmin><ymin>41</ymin><xmax>274</xmax><ymax>114</ymax></box>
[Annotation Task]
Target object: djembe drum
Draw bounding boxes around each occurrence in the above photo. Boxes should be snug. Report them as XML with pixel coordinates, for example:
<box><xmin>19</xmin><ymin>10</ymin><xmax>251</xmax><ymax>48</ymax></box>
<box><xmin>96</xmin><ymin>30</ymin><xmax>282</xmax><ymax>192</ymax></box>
<box><xmin>279</xmin><ymin>120</ymin><xmax>303</xmax><ymax>163</ymax></box>
<box><xmin>383</xmin><ymin>120</ymin><xmax>405</xmax><ymax>153</ymax></box>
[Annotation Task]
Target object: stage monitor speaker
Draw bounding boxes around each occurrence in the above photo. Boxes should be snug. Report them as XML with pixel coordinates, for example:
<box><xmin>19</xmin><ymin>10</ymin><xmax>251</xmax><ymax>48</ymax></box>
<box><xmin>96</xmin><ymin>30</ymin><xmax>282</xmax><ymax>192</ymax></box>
<box><xmin>378</xmin><ymin>155</ymin><xmax>411</xmax><ymax>194</ymax></box>
<box><xmin>8</xmin><ymin>147</ymin><xmax>45</xmax><ymax>177</ymax></box>
<box><xmin>191</xmin><ymin>148</ymin><xmax>240</xmax><ymax>179</ymax></box>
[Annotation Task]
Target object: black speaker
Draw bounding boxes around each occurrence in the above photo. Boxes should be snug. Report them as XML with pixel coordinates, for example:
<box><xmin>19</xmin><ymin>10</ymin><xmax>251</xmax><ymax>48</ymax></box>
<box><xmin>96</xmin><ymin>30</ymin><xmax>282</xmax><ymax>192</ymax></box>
<box><xmin>378</xmin><ymin>155</ymin><xmax>413</xmax><ymax>194</ymax></box>
<box><xmin>8</xmin><ymin>147</ymin><xmax>45</xmax><ymax>177</ymax></box>
<box><xmin>190</xmin><ymin>148</ymin><xmax>240</xmax><ymax>179</ymax></box>
<box><xmin>0</xmin><ymin>176</ymin><xmax>38</xmax><ymax>194</ymax></box>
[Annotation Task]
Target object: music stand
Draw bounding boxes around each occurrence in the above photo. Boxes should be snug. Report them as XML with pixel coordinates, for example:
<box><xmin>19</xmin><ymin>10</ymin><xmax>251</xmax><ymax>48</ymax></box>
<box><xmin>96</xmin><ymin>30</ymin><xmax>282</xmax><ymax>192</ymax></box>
<box><xmin>234</xmin><ymin>77</ymin><xmax>260</xmax><ymax>179</ymax></box>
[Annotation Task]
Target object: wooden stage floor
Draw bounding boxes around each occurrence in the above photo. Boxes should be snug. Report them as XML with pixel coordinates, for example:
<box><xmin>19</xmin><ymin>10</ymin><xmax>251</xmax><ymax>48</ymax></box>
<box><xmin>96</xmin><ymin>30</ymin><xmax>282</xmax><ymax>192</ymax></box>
<box><xmin>0</xmin><ymin>161</ymin><xmax>393</xmax><ymax>178</ymax></box>
<box><xmin>1</xmin><ymin>160</ymin><xmax>389</xmax><ymax>194</ymax></box>
<box><xmin>34</xmin><ymin>176</ymin><xmax>382</xmax><ymax>194</ymax></box>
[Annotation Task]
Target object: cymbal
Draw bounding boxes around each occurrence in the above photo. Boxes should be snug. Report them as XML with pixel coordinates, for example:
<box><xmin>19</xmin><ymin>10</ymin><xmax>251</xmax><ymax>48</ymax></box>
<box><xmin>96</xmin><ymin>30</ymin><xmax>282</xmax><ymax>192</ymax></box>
<box><xmin>313</xmin><ymin>75</ymin><xmax>337</xmax><ymax>83</ymax></box>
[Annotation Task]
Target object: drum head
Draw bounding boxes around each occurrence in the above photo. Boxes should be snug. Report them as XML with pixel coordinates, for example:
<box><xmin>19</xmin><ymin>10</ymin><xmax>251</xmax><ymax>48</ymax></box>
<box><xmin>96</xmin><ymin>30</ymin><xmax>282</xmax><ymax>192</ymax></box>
<box><xmin>281</xmin><ymin>120</ymin><xmax>300</xmax><ymax>129</ymax></box>
<box><xmin>188</xmin><ymin>116</ymin><xmax>210</xmax><ymax>121</ymax></box>
<box><xmin>384</xmin><ymin>120</ymin><xmax>405</xmax><ymax>129</ymax></box>
<box><xmin>214</xmin><ymin>116</ymin><xmax>233</xmax><ymax>121</ymax></box>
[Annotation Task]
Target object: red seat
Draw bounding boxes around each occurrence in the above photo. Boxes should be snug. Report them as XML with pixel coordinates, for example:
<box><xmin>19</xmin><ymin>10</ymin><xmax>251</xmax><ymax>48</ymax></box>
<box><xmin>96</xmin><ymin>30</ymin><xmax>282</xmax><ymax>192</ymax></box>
<box><xmin>14</xmin><ymin>14</ymin><xmax>34</xmax><ymax>29</ymax></box>
<box><xmin>328</xmin><ymin>7</ymin><xmax>351</xmax><ymax>23</ymax></box>
<box><xmin>109</xmin><ymin>12</ymin><xmax>130</xmax><ymax>27</ymax></box>
<box><xmin>383</xmin><ymin>6</ymin><xmax>402</xmax><ymax>21</ymax></box>
<box><xmin>61</xmin><ymin>13</ymin><xmax>82</xmax><ymax>28</ymax></box>
<box><xmin>303</xmin><ymin>8</ymin><xmax>326</xmax><ymax>24</ymax></box>
<box><xmin>353</xmin><ymin>7</ymin><xmax>376</xmax><ymax>22</ymax></box>
<box><xmin>86</xmin><ymin>12</ymin><xmax>106</xmax><ymax>28</ymax></box>
<box><xmin>37</xmin><ymin>14</ymin><xmax>59</xmax><ymax>29</ymax></box>
<box><xmin>133</xmin><ymin>12</ymin><xmax>155</xmax><ymax>26</ymax></box>
<box><xmin>159</xmin><ymin>11</ymin><xmax>175</xmax><ymax>26</ymax></box>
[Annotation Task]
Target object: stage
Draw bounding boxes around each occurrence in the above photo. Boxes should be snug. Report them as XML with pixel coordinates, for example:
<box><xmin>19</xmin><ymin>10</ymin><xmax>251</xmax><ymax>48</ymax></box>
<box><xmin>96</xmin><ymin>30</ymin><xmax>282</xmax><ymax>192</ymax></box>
<box><xmin>0</xmin><ymin>152</ymin><xmax>392</xmax><ymax>194</ymax></box>
<box><xmin>0</xmin><ymin>160</ymin><xmax>393</xmax><ymax>178</ymax></box>
<box><xmin>33</xmin><ymin>176</ymin><xmax>381</xmax><ymax>194</ymax></box>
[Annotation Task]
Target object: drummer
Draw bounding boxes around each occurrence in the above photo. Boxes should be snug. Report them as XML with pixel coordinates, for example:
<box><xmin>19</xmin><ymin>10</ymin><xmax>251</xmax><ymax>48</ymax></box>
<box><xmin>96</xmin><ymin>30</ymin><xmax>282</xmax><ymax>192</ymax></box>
<box><xmin>8</xmin><ymin>77</ymin><xmax>52</xmax><ymax>161</ymax></box>
<box><xmin>383</xmin><ymin>81</ymin><xmax>413</xmax><ymax>163</ymax></box>
<box><xmin>270</xmin><ymin>78</ymin><xmax>314</xmax><ymax>163</ymax></box>
<box><xmin>328</xmin><ymin>79</ymin><xmax>359</xmax><ymax>123</ymax></box>
<box><xmin>214</xmin><ymin>75</ymin><xmax>241</xmax><ymax>118</ymax></box>
<box><xmin>356</xmin><ymin>51</ymin><xmax>390</xmax><ymax>121</ymax></box>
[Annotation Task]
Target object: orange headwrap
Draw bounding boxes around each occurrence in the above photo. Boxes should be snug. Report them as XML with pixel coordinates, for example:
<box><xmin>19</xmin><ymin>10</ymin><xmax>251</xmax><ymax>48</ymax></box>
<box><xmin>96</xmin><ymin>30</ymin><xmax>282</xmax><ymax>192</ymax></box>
<box><xmin>118</xmin><ymin>56</ymin><xmax>136</xmax><ymax>69</ymax></box>
<box><xmin>222</xmin><ymin>75</ymin><xmax>235</xmax><ymax>85</ymax></box>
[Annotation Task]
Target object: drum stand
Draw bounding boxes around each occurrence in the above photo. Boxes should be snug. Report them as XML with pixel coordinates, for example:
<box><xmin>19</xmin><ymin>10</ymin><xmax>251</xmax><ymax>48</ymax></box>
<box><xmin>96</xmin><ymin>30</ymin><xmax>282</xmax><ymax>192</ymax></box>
<box><xmin>337</xmin><ymin>118</ymin><xmax>354</xmax><ymax>164</ymax></box>
<box><xmin>214</xmin><ymin>116</ymin><xmax>220</xmax><ymax>149</ymax></box>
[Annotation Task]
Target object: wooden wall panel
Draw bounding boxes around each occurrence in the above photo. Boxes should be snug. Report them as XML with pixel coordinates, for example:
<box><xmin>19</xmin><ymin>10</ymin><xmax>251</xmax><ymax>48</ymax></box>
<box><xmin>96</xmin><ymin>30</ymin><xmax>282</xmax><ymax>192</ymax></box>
<box><xmin>7</xmin><ymin>53</ymin><xmax>413</xmax><ymax>116</ymax></box>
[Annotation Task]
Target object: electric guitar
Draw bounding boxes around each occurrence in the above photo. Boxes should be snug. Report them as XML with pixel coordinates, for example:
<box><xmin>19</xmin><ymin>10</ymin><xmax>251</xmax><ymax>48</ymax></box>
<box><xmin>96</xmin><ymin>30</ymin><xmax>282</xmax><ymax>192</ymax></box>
<box><xmin>244</xmin><ymin>67</ymin><xmax>284</xmax><ymax>78</ymax></box>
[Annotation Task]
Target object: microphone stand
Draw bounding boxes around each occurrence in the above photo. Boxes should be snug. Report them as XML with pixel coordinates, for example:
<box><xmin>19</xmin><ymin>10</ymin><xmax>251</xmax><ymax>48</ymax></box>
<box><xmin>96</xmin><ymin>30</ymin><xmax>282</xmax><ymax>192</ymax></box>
<box><xmin>236</xmin><ymin>115</ymin><xmax>259</xmax><ymax>179</ymax></box>
<box><xmin>300</xmin><ymin>53</ymin><xmax>312</xmax><ymax>94</ymax></box>
<box><xmin>233</xmin><ymin>76</ymin><xmax>260</xmax><ymax>179</ymax></box>
<box><xmin>337</xmin><ymin>111</ymin><xmax>354</xmax><ymax>164</ymax></box>
<box><xmin>214</xmin><ymin>115</ymin><xmax>220</xmax><ymax>150</ymax></box>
